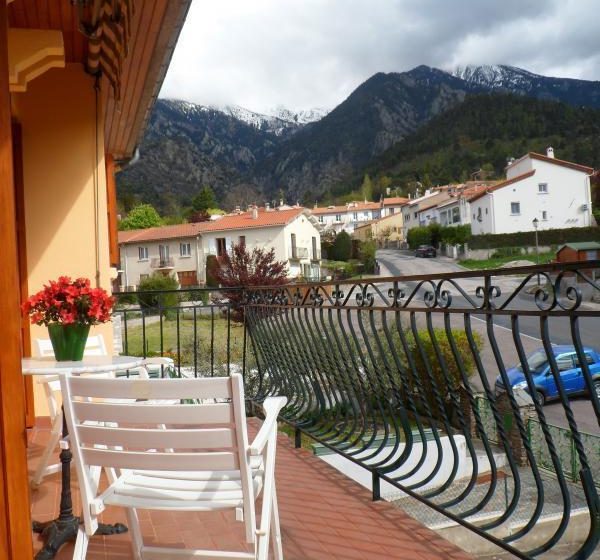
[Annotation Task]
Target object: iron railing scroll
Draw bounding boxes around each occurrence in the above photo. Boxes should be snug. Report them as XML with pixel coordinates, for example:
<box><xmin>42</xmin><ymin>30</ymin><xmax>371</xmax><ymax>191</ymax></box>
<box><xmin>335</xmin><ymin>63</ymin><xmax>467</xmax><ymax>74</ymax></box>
<box><xmin>243</xmin><ymin>261</ymin><xmax>600</xmax><ymax>559</ymax></box>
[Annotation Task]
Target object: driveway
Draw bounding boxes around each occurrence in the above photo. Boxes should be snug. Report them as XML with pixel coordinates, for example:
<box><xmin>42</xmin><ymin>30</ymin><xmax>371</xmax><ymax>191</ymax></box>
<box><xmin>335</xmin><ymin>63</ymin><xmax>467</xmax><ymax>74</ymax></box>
<box><xmin>376</xmin><ymin>249</ymin><xmax>600</xmax><ymax>435</ymax></box>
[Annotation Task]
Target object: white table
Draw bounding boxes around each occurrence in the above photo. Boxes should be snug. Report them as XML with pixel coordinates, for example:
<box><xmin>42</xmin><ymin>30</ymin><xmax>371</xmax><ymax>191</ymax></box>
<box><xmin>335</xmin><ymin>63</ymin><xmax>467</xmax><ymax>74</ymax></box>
<box><xmin>24</xmin><ymin>355</ymin><xmax>145</xmax><ymax>560</ymax></box>
<box><xmin>22</xmin><ymin>355</ymin><xmax>145</xmax><ymax>376</ymax></box>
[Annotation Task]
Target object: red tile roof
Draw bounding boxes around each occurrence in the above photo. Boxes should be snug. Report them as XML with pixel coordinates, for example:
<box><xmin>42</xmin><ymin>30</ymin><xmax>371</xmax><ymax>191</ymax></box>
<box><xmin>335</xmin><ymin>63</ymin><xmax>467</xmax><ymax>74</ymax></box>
<box><xmin>118</xmin><ymin>208</ymin><xmax>306</xmax><ymax>244</ymax></box>
<box><xmin>469</xmin><ymin>170</ymin><xmax>536</xmax><ymax>203</ymax></box>
<box><xmin>383</xmin><ymin>196</ymin><xmax>409</xmax><ymax>206</ymax></box>
<box><xmin>311</xmin><ymin>202</ymin><xmax>381</xmax><ymax>215</ymax></box>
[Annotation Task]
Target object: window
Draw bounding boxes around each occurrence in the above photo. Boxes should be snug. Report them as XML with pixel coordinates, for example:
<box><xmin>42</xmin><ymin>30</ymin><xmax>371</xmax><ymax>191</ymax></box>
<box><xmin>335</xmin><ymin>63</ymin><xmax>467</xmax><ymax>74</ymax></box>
<box><xmin>510</xmin><ymin>202</ymin><xmax>520</xmax><ymax>215</ymax></box>
<box><xmin>413</xmin><ymin>212</ymin><xmax>418</xmax><ymax>219</ymax></box>
<box><xmin>335</xmin><ymin>214</ymin><xmax>342</xmax><ymax>222</ymax></box>
<box><xmin>556</xmin><ymin>354</ymin><xmax>575</xmax><ymax>372</ymax></box>
<box><xmin>541</xmin><ymin>211</ymin><xmax>548</xmax><ymax>220</ymax></box>
<box><xmin>452</xmin><ymin>207</ymin><xmax>460</xmax><ymax>223</ymax></box>
<box><xmin>477</xmin><ymin>207</ymin><xmax>482</xmax><ymax>222</ymax></box>
<box><xmin>158</xmin><ymin>245</ymin><xmax>169</xmax><ymax>263</ymax></box>
<box><xmin>179</xmin><ymin>242</ymin><xmax>191</xmax><ymax>257</ymax></box>
<box><xmin>389</xmin><ymin>208</ymin><xmax>395</xmax><ymax>215</ymax></box>
<box><xmin>363</xmin><ymin>212</ymin><xmax>369</xmax><ymax>218</ymax></box>
<box><xmin>138</xmin><ymin>246</ymin><xmax>148</xmax><ymax>260</ymax></box>
<box><xmin>485</xmin><ymin>208</ymin><xmax>488</xmax><ymax>215</ymax></box>
<box><xmin>538</xmin><ymin>183</ymin><xmax>548</xmax><ymax>194</ymax></box>
<box><xmin>139</xmin><ymin>274</ymin><xmax>149</xmax><ymax>282</ymax></box>
<box><xmin>312</xmin><ymin>236</ymin><xmax>318</xmax><ymax>260</ymax></box>
<box><xmin>318</xmin><ymin>215</ymin><xmax>323</xmax><ymax>223</ymax></box>
<box><xmin>574</xmin><ymin>353</ymin><xmax>595</xmax><ymax>367</ymax></box>
<box><xmin>216</xmin><ymin>238</ymin><xmax>227</xmax><ymax>257</ymax></box>
<box><xmin>291</xmin><ymin>233</ymin><xmax>297</xmax><ymax>258</ymax></box>
<box><xmin>353</xmin><ymin>212</ymin><xmax>358</xmax><ymax>220</ymax></box>
<box><xmin>238</xmin><ymin>235</ymin><xmax>246</xmax><ymax>247</ymax></box>
<box><xmin>373</xmin><ymin>210</ymin><xmax>380</xmax><ymax>219</ymax></box>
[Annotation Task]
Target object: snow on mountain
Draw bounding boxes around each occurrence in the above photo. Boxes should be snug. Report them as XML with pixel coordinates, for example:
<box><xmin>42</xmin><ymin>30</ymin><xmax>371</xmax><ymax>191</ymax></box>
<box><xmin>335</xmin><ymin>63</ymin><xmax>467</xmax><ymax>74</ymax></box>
<box><xmin>162</xmin><ymin>99</ymin><xmax>328</xmax><ymax>136</ymax></box>
<box><xmin>269</xmin><ymin>105</ymin><xmax>330</xmax><ymax>124</ymax></box>
<box><xmin>453</xmin><ymin>65</ymin><xmax>542</xmax><ymax>91</ymax></box>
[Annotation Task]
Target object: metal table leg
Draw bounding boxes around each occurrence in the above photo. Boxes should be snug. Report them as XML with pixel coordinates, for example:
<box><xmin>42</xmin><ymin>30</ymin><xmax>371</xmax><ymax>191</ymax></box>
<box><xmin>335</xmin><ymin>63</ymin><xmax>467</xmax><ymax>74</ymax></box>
<box><xmin>32</xmin><ymin>408</ymin><xmax>127</xmax><ymax>559</ymax></box>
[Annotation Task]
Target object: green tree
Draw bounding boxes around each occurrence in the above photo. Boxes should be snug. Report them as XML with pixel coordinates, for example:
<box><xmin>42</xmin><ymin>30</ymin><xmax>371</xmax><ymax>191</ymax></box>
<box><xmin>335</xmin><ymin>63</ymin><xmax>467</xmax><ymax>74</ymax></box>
<box><xmin>119</xmin><ymin>204</ymin><xmax>162</xmax><ymax>230</ymax></box>
<box><xmin>361</xmin><ymin>174</ymin><xmax>373</xmax><ymax>201</ymax></box>
<box><xmin>192</xmin><ymin>186</ymin><xmax>217</xmax><ymax>212</ymax></box>
<box><xmin>330</xmin><ymin>231</ymin><xmax>352</xmax><ymax>261</ymax></box>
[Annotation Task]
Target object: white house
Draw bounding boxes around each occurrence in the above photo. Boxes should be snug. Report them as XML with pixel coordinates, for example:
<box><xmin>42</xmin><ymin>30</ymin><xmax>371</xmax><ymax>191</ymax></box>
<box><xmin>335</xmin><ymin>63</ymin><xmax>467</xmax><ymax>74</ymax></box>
<box><xmin>401</xmin><ymin>189</ymin><xmax>452</xmax><ymax>237</ymax></box>
<box><xmin>437</xmin><ymin>184</ymin><xmax>489</xmax><ymax>227</ymax></box>
<box><xmin>312</xmin><ymin>197</ymin><xmax>408</xmax><ymax>235</ymax></box>
<box><xmin>118</xmin><ymin>207</ymin><xmax>322</xmax><ymax>288</ymax></box>
<box><xmin>470</xmin><ymin>148</ymin><xmax>594</xmax><ymax>235</ymax></box>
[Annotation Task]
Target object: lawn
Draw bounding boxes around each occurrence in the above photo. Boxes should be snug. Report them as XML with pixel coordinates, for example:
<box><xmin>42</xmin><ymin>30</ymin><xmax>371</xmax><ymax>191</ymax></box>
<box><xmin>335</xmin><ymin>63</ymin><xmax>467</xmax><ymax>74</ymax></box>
<box><xmin>458</xmin><ymin>251</ymin><xmax>555</xmax><ymax>270</ymax></box>
<box><xmin>121</xmin><ymin>312</ymin><xmax>246</xmax><ymax>373</ymax></box>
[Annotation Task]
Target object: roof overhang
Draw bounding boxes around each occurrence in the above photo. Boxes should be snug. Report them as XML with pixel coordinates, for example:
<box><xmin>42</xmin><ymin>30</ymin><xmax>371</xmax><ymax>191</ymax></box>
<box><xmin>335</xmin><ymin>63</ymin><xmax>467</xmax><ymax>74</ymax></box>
<box><xmin>8</xmin><ymin>0</ymin><xmax>192</xmax><ymax>162</ymax></box>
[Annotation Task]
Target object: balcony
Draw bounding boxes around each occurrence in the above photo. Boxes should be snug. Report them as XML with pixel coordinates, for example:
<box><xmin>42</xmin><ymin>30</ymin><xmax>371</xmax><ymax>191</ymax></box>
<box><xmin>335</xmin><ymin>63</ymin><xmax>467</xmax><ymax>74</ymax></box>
<box><xmin>30</xmin><ymin>261</ymin><xmax>600</xmax><ymax>559</ymax></box>
<box><xmin>150</xmin><ymin>256</ymin><xmax>175</xmax><ymax>269</ymax></box>
<box><xmin>290</xmin><ymin>246</ymin><xmax>309</xmax><ymax>260</ymax></box>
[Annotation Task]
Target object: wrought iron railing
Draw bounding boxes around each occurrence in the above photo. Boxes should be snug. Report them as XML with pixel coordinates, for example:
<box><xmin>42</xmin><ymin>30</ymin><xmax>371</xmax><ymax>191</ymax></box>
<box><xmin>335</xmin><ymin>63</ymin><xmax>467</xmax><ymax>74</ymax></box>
<box><xmin>243</xmin><ymin>261</ymin><xmax>600</xmax><ymax>559</ymax></box>
<box><xmin>112</xmin><ymin>286</ymin><xmax>247</xmax><ymax>378</ymax></box>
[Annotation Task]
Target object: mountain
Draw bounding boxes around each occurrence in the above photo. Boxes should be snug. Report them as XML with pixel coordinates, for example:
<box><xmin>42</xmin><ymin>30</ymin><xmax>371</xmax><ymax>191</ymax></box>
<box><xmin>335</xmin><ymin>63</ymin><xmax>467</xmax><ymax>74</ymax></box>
<box><xmin>253</xmin><ymin>67</ymin><xmax>471</xmax><ymax>200</ymax></box>
<box><xmin>454</xmin><ymin>65</ymin><xmax>600</xmax><ymax>108</ymax></box>
<box><xmin>359</xmin><ymin>93</ymin><xmax>600</xmax><ymax>189</ymax></box>
<box><xmin>117</xmin><ymin>99</ymin><xmax>281</xmax><ymax>210</ymax></box>
<box><xmin>117</xmin><ymin>65</ymin><xmax>600</xmax><ymax>212</ymax></box>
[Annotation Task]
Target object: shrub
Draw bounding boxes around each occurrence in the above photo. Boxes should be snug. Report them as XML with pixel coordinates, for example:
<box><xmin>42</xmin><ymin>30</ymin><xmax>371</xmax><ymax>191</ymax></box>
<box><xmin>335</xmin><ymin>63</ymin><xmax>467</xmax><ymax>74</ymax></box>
<box><xmin>376</xmin><ymin>327</ymin><xmax>483</xmax><ymax>425</ymax></box>
<box><xmin>469</xmin><ymin>226</ymin><xmax>599</xmax><ymax>250</ymax></box>
<box><xmin>358</xmin><ymin>240</ymin><xmax>377</xmax><ymax>274</ymax></box>
<box><xmin>406</xmin><ymin>328</ymin><xmax>483</xmax><ymax>424</ymax></box>
<box><xmin>137</xmin><ymin>273</ymin><xmax>179</xmax><ymax>315</ymax></box>
<box><xmin>330</xmin><ymin>231</ymin><xmax>352</xmax><ymax>261</ymax></box>
<box><xmin>407</xmin><ymin>226</ymin><xmax>431</xmax><ymax>249</ymax></box>
<box><xmin>205</xmin><ymin>255</ymin><xmax>220</xmax><ymax>288</ymax></box>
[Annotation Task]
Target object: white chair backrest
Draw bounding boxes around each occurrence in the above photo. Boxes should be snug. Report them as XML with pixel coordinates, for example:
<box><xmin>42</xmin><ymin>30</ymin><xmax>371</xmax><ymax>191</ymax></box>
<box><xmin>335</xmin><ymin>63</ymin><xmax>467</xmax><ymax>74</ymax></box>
<box><xmin>35</xmin><ymin>334</ymin><xmax>108</xmax><ymax>358</ymax></box>
<box><xmin>61</xmin><ymin>374</ymin><xmax>254</xmax><ymax>533</ymax></box>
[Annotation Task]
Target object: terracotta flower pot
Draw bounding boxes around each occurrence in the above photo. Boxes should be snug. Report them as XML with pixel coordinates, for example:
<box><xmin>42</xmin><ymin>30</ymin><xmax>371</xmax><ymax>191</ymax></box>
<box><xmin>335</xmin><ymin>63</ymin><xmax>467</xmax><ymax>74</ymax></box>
<box><xmin>47</xmin><ymin>323</ymin><xmax>91</xmax><ymax>361</ymax></box>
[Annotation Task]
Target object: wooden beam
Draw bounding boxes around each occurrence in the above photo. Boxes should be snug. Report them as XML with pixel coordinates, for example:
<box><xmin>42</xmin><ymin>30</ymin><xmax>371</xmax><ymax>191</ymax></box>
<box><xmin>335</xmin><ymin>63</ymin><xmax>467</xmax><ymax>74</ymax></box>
<box><xmin>0</xmin><ymin>2</ymin><xmax>33</xmax><ymax>558</ymax></box>
<box><xmin>106</xmin><ymin>154</ymin><xmax>119</xmax><ymax>268</ymax></box>
<box><xmin>12</xmin><ymin>121</ymin><xmax>34</xmax><ymax>427</ymax></box>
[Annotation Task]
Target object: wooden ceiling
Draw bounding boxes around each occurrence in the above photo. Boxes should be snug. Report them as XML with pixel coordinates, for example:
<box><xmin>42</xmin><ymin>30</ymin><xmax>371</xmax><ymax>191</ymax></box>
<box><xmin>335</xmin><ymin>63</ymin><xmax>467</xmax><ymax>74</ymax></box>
<box><xmin>8</xmin><ymin>1</ymin><xmax>87</xmax><ymax>63</ymax></box>
<box><xmin>7</xmin><ymin>0</ymin><xmax>191</xmax><ymax>161</ymax></box>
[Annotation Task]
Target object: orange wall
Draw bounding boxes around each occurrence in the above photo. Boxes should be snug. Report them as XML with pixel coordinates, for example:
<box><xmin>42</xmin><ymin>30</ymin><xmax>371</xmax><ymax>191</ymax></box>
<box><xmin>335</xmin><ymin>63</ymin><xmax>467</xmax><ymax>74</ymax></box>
<box><xmin>12</xmin><ymin>64</ymin><xmax>114</xmax><ymax>414</ymax></box>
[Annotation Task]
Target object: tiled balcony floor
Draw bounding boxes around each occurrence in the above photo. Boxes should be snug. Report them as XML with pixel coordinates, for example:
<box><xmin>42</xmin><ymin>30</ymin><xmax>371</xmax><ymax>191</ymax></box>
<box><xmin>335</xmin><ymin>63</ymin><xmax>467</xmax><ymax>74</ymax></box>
<box><xmin>29</xmin><ymin>418</ymin><xmax>471</xmax><ymax>560</ymax></box>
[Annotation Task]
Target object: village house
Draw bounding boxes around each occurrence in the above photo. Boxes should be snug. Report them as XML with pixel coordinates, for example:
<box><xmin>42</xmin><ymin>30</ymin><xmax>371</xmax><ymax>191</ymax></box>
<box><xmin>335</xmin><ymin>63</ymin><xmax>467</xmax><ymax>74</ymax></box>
<box><xmin>470</xmin><ymin>148</ymin><xmax>594</xmax><ymax>235</ymax></box>
<box><xmin>118</xmin><ymin>206</ymin><xmax>322</xmax><ymax>287</ymax></box>
<box><xmin>437</xmin><ymin>183</ymin><xmax>490</xmax><ymax>227</ymax></box>
<box><xmin>312</xmin><ymin>197</ymin><xmax>408</xmax><ymax>235</ymax></box>
<box><xmin>401</xmin><ymin>188</ymin><xmax>452</xmax><ymax>237</ymax></box>
<box><xmin>353</xmin><ymin>211</ymin><xmax>405</xmax><ymax>246</ymax></box>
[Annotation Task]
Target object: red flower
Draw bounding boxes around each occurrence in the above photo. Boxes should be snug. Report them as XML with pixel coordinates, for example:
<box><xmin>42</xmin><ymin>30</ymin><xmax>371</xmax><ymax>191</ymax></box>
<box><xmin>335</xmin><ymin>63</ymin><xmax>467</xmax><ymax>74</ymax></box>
<box><xmin>22</xmin><ymin>276</ymin><xmax>114</xmax><ymax>326</ymax></box>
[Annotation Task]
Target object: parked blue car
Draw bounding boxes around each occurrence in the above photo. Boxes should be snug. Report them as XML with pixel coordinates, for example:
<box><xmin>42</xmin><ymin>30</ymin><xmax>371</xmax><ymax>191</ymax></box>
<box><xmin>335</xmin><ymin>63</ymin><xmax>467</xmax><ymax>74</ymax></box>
<box><xmin>495</xmin><ymin>345</ymin><xmax>600</xmax><ymax>406</ymax></box>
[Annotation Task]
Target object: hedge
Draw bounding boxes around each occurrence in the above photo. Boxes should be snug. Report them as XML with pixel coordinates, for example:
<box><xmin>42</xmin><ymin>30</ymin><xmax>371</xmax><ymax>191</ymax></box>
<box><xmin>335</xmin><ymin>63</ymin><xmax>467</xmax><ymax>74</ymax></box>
<box><xmin>470</xmin><ymin>226</ymin><xmax>599</xmax><ymax>250</ymax></box>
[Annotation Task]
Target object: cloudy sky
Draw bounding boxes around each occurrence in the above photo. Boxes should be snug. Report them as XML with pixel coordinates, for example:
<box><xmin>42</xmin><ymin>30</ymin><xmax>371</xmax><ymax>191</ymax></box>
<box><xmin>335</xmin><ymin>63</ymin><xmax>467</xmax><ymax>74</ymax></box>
<box><xmin>160</xmin><ymin>0</ymin><xmax>600</xmax><ymax>114</ymax></box>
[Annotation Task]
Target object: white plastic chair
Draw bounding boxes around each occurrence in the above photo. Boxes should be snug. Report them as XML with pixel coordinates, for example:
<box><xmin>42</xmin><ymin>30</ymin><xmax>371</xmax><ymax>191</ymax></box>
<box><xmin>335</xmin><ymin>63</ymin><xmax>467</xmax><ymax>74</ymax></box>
<box><xmin>61</xmin><ymin>373</ymin><xmax>286</xmax><ymax>560</ymax></box>
<box><xmin>31</xmin><ymin>335</ymin><xmax>175</xmax><ymax>487</ymax></box>
<box><xmin>31</xmin><ymin>335</ymin><xmax>109</xmax><ymax>487</ymax></box>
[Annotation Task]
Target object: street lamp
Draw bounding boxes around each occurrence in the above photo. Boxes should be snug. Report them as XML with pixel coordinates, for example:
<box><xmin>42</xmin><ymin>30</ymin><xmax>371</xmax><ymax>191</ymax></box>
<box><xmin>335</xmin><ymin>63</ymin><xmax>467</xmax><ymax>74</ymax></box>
<box><xmin>532</xmin><ymin>217</ymin><xmax>540</xmax><ymax>285</ymax></box>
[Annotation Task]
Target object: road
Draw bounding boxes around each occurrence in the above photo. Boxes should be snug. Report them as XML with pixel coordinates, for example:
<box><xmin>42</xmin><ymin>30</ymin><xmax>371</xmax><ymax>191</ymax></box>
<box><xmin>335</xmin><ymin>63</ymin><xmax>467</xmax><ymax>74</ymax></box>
<box><xmin>375</xmin><ymin>249</ymin><xmax>600</xmax><ymax>434</ymax></box>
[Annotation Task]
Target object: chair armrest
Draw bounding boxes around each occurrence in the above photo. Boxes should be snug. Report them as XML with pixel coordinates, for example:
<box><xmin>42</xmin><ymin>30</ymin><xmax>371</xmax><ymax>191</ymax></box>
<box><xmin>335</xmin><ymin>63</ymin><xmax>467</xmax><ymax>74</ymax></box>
<box><xmin>249</xmin><ymin>397</ymin><xmax>287</xmax><ymax>456</ymax></box>
<box><xmin>143</xmin><ymin>357</ymin><xmax>175</xmax><ymax>365</ymax></box>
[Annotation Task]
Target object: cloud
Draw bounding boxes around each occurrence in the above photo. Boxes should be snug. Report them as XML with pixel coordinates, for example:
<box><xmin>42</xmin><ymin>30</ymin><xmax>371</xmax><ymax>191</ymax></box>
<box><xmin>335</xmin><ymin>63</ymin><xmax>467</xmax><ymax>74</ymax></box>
<box><xmin>160</xmin><ymin>0</ymin><xmax>600</xmax><ymax>113</ymax></box>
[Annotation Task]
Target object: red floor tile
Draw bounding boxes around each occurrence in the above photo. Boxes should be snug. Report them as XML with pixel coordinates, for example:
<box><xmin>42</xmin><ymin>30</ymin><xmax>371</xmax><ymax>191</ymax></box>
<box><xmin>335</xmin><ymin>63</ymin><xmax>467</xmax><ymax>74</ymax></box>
<box><xmin>28</xmin><ymin>418</ymin><xmax>472</xmax><ymax>559</ymax></box>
